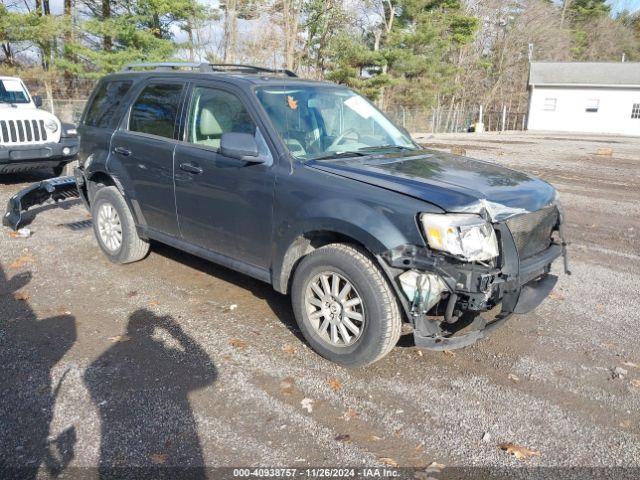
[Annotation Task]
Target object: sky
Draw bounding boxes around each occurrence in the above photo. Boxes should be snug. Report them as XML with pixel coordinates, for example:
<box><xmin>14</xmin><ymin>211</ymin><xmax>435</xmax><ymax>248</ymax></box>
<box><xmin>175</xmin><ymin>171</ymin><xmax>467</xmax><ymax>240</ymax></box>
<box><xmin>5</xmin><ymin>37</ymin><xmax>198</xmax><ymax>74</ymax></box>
<box><xmin>611</xmin><ymin>0</ymin><xmax>640</xmax><ymax>13</ymax></box>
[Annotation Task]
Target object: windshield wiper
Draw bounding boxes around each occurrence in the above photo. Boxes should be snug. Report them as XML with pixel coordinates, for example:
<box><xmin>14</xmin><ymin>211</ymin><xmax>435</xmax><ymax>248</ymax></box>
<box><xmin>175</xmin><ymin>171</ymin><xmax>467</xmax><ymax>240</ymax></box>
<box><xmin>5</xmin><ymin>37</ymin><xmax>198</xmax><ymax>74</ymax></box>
<box><xmin>307</xmin><ymin>151</ymin><xmax>371</xmax><ymax>161</ymax></box>
<box><xmin>356</xmin><ymin>145</ymin><xmax>418</xmax><ymax>152</ymax></box>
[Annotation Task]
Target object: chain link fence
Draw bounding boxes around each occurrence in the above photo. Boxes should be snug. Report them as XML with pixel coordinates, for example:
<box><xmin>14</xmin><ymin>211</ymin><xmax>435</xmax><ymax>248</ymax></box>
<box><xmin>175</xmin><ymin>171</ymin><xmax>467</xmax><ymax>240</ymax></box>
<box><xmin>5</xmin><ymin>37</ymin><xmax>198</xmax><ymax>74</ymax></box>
<box><xmin>385</xmin><ymin>106</ymin><xmax>528</xmax><ymax>134</ymax></box>
<box><xmin>41</xmin><ymin>99</ymin><xmax>87</xmax><ymax>124</ymax></box>
<box><xmin>42</xmin><ymin>98</ymin><xmax>528</xmax><ymax>134</ymax></box>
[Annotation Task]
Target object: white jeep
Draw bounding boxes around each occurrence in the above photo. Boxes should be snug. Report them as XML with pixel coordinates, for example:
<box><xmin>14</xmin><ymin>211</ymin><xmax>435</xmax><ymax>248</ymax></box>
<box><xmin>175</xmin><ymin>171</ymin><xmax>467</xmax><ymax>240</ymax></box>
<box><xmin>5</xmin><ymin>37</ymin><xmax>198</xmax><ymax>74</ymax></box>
<box><xmin>0</xmin><ymin>76</ymin><xmax>78</xmax><ymax>176</ymax></box>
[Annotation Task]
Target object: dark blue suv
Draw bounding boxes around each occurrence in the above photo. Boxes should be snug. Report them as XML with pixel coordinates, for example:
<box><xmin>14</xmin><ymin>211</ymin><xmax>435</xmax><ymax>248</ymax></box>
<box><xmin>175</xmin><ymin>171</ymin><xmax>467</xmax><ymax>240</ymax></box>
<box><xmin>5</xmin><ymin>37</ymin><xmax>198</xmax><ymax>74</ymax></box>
<box><xmin>75</xmin><ymin>63</ymin><xmax>567</xmax><ymax>366</ymax></box>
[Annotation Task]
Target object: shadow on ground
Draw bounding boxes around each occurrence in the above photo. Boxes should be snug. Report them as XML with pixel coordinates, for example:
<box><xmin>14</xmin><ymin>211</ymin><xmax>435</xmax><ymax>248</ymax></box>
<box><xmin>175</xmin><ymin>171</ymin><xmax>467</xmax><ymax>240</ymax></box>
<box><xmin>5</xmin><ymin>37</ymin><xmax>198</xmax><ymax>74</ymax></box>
<box><xmin>0</xmin><ymin>171</ymin><xmax>57</xmax><ymax>186</ymax></box>
<box><xmin>84</xmin><ymin>309</ymin><xmax>217</xmax><ymax>478</ymax></box>
<box><xmin>151</xmin><ymin>242</ymin><xmax>305</xmax><ymax>342</ymax></box>
<box><xmin>0</xmin><ymin>265</ymin><xmax>77</xmax><ymax>479</ymax></box>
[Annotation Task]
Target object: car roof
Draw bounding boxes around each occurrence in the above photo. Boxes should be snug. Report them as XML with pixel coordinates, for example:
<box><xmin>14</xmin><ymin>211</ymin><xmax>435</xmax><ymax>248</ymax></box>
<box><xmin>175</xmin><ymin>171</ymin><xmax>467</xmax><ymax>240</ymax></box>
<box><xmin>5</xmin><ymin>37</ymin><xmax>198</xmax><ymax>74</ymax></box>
<box><xmin>99</xmin><ymin>70</ymin><xmax>339</xmax><ymax>89</ymax></box>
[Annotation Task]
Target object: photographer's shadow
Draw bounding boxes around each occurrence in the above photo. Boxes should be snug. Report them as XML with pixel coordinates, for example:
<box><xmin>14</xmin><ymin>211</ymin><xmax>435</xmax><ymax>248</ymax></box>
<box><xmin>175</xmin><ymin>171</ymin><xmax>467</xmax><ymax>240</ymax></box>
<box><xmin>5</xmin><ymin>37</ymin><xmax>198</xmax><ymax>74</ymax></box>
<box><xmin>84</xmin><ymin>309</ymin><xmax>217</xmax><ymax>478</ymax></box>
<box><xmin>0</xmin><ymin>268</ymin><xmax>77</xmax><ymax>479</ymax></box>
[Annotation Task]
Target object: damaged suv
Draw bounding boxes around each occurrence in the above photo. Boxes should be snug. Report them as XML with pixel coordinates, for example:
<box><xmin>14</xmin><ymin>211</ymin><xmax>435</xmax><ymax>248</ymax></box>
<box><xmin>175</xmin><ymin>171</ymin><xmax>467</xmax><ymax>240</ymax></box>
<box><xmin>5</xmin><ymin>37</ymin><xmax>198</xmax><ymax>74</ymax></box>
<box><xmin>74</xmin><ymin>63</ymin><xmax>568</xmax><ymax>366</ymax></box>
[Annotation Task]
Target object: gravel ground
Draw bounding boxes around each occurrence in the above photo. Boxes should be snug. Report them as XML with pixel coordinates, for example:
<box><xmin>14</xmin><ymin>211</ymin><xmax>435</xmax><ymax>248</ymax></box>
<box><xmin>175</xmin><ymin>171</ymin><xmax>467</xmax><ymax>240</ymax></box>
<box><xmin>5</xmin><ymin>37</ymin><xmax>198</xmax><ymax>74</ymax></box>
<box><xmin>1</xmin><ymin>131</ymin><xmax>639</xmax><ymax>476</ymax></box>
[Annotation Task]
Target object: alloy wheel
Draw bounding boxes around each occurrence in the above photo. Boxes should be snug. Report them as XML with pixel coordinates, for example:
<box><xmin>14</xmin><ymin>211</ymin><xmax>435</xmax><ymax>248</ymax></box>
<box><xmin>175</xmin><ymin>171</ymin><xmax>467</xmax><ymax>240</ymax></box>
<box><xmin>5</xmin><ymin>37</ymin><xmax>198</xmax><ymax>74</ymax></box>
<box><xmin>304</xmin><ymin>271</ymin><xmax>365</xmax><ymax>347</ymax></box>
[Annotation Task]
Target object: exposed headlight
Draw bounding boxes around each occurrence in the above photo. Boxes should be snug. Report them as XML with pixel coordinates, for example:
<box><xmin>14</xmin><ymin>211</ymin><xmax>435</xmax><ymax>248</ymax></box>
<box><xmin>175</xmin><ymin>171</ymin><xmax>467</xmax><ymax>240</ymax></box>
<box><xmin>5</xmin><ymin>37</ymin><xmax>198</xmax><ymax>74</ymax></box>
<box><xmin>420</xmin><ymin>213</ymin><xmax>499</xmax><ymax>262</ymax></box>
<box><xmin>45</xmin><ymin>119</ymin><xmax>59</xmax><ymax>132</ymax></box>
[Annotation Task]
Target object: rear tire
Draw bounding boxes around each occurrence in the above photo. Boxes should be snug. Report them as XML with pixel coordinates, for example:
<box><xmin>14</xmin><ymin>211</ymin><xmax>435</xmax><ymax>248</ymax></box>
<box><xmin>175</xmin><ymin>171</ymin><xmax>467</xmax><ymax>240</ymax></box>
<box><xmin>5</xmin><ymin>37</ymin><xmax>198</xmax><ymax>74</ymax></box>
<box><xmin>291</xmin><ymin>243</ymin><xmax>402</xmax><ymax>367</ymax></box>
<box><xmin>91</xmin><ymin>186</ymin><xmax>149</xmax><ymax>264</ymax></box>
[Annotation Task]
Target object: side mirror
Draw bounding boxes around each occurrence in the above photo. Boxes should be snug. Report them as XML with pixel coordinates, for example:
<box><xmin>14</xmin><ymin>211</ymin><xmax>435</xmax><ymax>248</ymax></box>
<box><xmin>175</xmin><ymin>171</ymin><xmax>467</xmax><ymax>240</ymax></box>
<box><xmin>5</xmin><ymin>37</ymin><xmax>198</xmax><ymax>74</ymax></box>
<box><xmin>33</xmin><ymin>95</ymin><xmax>43</xmax><ymax>108</ymax></box>
<box><xmin>220</xmin><ymin>132</ymin><xmax>263</xmax><ymax>163</ymax></box>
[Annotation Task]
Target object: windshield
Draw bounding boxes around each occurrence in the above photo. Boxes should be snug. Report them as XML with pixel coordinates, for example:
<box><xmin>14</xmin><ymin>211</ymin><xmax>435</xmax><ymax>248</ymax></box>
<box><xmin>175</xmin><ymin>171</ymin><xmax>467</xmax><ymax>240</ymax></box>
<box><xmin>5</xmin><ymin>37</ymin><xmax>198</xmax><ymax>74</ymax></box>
<box><xmin>255</xmin><ymin>85</ymin><xmax>416</xmax><ymax>160</ymax></box>
<box><xmin>0</xmin><ymin>79</ymin><xmax>30</xmax><ymax>104</ymax></box>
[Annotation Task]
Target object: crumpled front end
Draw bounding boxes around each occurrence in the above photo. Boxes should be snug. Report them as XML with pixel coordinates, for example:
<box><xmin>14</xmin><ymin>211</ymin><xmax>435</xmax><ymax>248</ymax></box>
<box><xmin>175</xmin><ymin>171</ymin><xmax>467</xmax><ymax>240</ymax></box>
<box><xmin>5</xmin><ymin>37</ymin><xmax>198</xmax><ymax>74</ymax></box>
<box><xmin>379</xmin><ymin>205</ymin><xmax>569</xmax><ymax>351</ymax></box>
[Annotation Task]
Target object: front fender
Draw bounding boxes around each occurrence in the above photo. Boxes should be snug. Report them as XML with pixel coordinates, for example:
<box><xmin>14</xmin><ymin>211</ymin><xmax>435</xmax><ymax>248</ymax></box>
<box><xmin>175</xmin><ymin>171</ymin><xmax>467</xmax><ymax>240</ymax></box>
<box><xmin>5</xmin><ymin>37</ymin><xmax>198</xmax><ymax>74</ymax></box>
<box><xmin>272</xmin><ymin>196</ymin><xmax>429</xmax><ymax>293</ymax></box>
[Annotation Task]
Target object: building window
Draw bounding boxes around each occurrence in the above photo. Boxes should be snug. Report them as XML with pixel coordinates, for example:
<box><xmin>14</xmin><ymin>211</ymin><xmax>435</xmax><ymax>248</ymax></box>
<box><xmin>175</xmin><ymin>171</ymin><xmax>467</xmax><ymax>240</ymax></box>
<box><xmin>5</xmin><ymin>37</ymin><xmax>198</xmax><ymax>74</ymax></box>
<box><xmin>632</xmin><ymin>103</ymin><xmax>640</xmax><ymax>119</ymax></box>
<box><xmin>543</xmin><ymin>98</ymin><xmax>557</xmax><ymax>112</ymax></box>
<box><xmin>585</xmin><ymin>99</ymin><xmax>599</xmax><ymax>113</ymax></box>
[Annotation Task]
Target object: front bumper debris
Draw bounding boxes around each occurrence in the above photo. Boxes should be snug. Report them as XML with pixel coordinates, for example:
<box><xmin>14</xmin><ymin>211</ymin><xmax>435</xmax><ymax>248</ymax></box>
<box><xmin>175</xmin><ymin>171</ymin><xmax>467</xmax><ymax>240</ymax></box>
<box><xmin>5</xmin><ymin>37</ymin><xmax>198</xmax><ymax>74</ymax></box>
<box><xmin>380</xmin><ymin>221</ymin><xmax>569</xmax><ymax>351</ymax></box>
<box><xmin>3</xmin><ymin>176</ymin><xmax>79</xmax><ymax>230</ymax></box>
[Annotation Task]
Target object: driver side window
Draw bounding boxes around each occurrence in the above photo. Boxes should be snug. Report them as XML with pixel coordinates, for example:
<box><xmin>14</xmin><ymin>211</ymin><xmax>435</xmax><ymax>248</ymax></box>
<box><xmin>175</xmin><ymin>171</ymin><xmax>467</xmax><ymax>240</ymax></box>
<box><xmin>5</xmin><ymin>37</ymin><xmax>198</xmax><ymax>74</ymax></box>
<box><xmin>186</xmin><ymin>87</ymin><xmax>256</xmax><ymax>149</ymax></box>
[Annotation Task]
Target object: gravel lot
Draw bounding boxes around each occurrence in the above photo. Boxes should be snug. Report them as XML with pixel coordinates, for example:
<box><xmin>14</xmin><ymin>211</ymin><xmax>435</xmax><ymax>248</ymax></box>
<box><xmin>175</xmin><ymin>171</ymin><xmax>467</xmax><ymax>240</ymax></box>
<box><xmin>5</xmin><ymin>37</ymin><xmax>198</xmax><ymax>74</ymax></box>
<box><xmin>1</xmin><ymin>131</ymin><xmax>639</xmax><ymax>476</ymax></box>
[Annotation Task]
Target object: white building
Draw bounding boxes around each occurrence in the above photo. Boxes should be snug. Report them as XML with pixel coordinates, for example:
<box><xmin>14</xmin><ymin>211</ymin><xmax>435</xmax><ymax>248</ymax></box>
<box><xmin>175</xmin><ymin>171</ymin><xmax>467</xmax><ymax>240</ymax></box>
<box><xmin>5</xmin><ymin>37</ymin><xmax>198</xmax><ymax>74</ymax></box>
<box><xmin>527</xmin><ymin>62</ymin><xmax>640</xmax><ymax>136</ymax></box>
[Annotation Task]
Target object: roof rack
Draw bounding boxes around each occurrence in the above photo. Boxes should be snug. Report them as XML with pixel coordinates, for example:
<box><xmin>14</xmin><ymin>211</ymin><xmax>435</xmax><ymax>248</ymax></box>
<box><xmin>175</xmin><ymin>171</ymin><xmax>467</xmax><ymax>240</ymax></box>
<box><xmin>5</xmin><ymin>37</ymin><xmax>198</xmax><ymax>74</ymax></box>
<box><xmin>207</xmin><ymin>63</ymin><xmax>297</xmax><ymax>77</ymax></box>
<box><xmin>122</xmin><ymin>62</ymin><xmax>297</xmax><ymax>77</ymax></box>
<box><xmin>122</xmin><ymin>62</ymin><xmax>209</xmax><ymax>72</ymax></box>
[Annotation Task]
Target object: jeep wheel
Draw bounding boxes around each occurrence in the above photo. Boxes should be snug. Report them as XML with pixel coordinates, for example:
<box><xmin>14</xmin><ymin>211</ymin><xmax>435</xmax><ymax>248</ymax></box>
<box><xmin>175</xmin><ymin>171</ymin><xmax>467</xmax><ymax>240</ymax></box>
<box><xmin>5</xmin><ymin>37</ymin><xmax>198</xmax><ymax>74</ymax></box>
<box><xmin>291</xmin><ymin>243</ymin><xmax>402</xmax><ymax>367</ymax></box>
<box><xmin>91</xmin><ymin>186</ymin><xmax>149</xmax><ymax>264</ymax></box>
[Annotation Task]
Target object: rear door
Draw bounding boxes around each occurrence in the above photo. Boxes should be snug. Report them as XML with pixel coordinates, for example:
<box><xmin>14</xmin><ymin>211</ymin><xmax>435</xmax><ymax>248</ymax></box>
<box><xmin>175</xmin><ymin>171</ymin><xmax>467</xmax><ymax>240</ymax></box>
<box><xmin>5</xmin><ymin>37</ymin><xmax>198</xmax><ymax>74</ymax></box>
<box><xmin>174</xmin><ymin>82</ymin><xmax>275</xmax><ymax>269</ymax></box>
<box><xmin>110</xmin><ymin>81</ymin><xmax>186</xmax><ymax>237</ymax></box>
<box><xmin>78</xmin><ymin>79</ymin><xmax>134</xmax><ymax>172</ymax></box>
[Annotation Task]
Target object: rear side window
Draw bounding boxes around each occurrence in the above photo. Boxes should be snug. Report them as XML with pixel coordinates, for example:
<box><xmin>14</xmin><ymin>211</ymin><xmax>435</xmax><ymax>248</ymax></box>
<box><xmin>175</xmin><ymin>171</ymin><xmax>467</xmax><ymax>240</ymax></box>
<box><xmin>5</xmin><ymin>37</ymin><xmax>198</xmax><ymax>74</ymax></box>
<box><xmin>129</xmin><ymin>84</ymin><xmax>183</xmax><ymax>139</ymax></box>
<box><xmin>84</xmin><ymin>80</ymin><xmax>132</xmax><ymax>128</ymax></box>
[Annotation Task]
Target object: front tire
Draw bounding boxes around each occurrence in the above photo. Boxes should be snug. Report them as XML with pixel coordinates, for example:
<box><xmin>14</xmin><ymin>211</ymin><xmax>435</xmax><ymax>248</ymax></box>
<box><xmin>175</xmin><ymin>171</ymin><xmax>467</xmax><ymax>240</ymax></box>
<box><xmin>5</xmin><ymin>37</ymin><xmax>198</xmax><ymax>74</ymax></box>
<box><xmin>91</xmin><ymin>186</ymin><xmax>149</xmax><ymax>264</ymax></box>
<box><xmin>291</xmin><ymin>243</ymin><xmax>402</xmax><ymax>367</ymax></box>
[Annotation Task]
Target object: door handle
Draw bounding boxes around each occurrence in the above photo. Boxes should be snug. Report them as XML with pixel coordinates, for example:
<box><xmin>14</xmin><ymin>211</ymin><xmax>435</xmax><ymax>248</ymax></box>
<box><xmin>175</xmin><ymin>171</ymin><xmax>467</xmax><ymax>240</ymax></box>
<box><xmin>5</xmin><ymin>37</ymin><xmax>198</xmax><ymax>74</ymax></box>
<box><xmin>179</xmin><ymin>162</ymin><xmax>203</xmax><ymax>175</ymax></box>
<box><xmin>114</xmin><ymin>146</ymin><xmax>131</xmax><ymax>156</ymax></box>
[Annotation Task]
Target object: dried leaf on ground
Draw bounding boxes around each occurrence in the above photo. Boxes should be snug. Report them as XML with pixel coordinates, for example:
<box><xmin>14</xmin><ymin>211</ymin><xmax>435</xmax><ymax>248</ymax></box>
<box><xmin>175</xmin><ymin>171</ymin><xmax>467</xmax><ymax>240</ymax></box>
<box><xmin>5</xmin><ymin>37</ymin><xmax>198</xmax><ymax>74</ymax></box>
<box><xmin>416</xmin><ymin>349</ymin><xmax>424</xmax><ymax>357</ymax></box>
<box><xmin>9</xmin><ymin>254</ymin><xmax>35</xmax><ymax>269</ymax></box>
<box><xmin>12</xmin><ymin>291</ymin><xmax>29</xmax><ymax>301</ymax></box>
<box><xmin>342</xmin><ymin>408</ymin><xmax>358</xmax><ymax>421</ymax></box>
<box><xmin>280</xmin><ymin>377</ymin><xmax>295</xmax><ymax>395</ymax></box>
<box><xmin>548</xmin><ymin>291</ymin><xmax>565</xmax><ymax>300</ymax></box>
<box><xmin>370</xmin><ymin>435</ymin><xmax>381</xmax><ymax>441</ymax></box>
<box><xmin>379</xmin><ymin>457</ymin><xmax>398</xmax><ymax>467</ymax></box>
<box><xmin>301</xmin><ymin>398</ymin><xmax>314</xmax><ymax>413</ymax></box>
<box><xmin>630</xmin><ymin>379</ymin><xmax>640</xmax><ymax>388</ymax></box>
<box><xmin>508</xmin><ymin>373</ymin><xmax>520</xmax><ymax>382</ymax></box>
<box><xmin>426</xmin><ymin>462</ymin><xmax>446</xmax><ymax>472</ymax></box>
<box><xmin>127</xmin><ymin>291</ymin><xmax>138</xmax><ymax>297</ymax></box>
<box><xmin>499</xmin><ymin>442</ymin><xmax>541</xmax><ymax>460</ymax></box>
<box><xmin>109</xmin><ymin>334</ymin><xmax>131</xmax><ymax>343</ymax></box>
<box><xmin>443</xmin><ymin>350</ymin><xmax>456</xmax><ymax>357</ymax></box>
<box><xmin>228</xmin><ymin>338</ymin><xmax>247</xmax><ymax>349</ymax></box>
<box><xmin>327</xmin><ymin>378</ymin><xmax>342</xmax><ymax>391</ymax></box>
<box><xmin>334</xmin><ymin>434</ymin><xmax>351</xmax><ymax>442</ymax></box>
<box><xmin>149</xmin><ymin>452</ymin><xmax>168</xmax><ymax>464</ymax></box>
<box><xmin>281</xmin><ymin>344</ymin><xmax>296</xmax><ymax>355</ymax></box>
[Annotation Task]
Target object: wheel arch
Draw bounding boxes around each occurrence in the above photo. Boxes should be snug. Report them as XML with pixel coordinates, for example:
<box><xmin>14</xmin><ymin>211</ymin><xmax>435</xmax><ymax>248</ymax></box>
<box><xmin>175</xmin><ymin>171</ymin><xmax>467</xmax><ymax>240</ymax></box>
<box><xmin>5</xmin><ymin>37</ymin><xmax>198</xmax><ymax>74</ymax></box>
<box><xmin>273</xmin><ymin>222</ymin><xmax>394</xmax><ymax>295</ymax></box>
<box><xmin>85</xmin><ymin>170</ymin><xmax>144</xmax><ymax>229</ymax></box>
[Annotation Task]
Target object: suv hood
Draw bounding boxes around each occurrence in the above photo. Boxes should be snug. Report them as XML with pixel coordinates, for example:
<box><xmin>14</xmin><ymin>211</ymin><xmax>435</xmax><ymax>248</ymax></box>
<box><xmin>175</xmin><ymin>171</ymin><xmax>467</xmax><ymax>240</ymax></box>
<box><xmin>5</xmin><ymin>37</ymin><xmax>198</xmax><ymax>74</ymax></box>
<box><xmin>307</xmin><ymin>149</ymin><xmax>556</xmax><ymax>221</ymax></box>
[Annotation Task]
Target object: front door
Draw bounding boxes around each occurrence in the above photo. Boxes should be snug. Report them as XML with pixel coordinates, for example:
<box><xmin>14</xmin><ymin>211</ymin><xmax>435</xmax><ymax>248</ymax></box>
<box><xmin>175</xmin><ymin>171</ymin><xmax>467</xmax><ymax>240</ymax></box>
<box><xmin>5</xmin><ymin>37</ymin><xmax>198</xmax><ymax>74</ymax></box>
<box><xmin>174</xmin><ymin>84</ymin><xmax>275</xmax><ymax>269</ymax></box>
<box><xmin>110</xmin><ymin>82</ymin><xmax>185</xmax><ymax>236</ymax></box>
